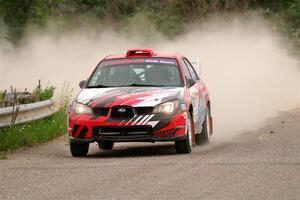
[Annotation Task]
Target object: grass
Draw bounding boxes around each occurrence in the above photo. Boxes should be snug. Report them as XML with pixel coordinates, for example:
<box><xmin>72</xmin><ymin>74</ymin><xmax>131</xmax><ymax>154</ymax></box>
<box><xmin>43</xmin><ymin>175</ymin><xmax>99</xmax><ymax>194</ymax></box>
<box><xmin>0</xmin><ymin>108</ymin><xmax>67</xmax><ymax>152</ymax></box>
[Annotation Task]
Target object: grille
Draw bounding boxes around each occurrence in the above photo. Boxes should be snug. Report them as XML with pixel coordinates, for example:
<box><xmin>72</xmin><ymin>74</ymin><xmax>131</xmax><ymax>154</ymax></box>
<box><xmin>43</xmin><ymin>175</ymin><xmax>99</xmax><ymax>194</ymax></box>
<box><xmin>135</xmin><ymin>107</ymin><xmax>154</xmax><ymax>115</ymax></box>
<box><xmin>93</xmin><ymin>126</ymin><xmax>152</xmax><ymax>136</ymax></box>
<box><xmin>92</xmin><ymin>107</ymin><xmax>109</xmax><ymax>116</ymax></box>
<box><xmin>110</xmin><ymin>106</ymin><xmax>134</xmax><ymax>119</ymax></box>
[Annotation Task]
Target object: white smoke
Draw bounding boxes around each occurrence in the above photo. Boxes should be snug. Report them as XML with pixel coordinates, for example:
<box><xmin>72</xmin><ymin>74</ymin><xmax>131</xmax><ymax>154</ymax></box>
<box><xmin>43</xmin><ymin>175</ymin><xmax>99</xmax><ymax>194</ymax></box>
<box><xmin>1</xmin><ymin>14</ymin><xmax>299</xmax><ymax>141</ymax></box>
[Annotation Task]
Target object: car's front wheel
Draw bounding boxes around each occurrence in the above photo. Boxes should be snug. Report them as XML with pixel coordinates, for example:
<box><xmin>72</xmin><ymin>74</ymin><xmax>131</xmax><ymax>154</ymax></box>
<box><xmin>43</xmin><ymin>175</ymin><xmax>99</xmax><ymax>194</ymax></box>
<box><xmin>175</xmin><ymin>112</ymin><xmax>192</xmax><ymax>154</ymax></box>
<box><xmin>70</xmin><ymin>142</ymin><xmax>89</xmax><ymax>157</ymax></box>
<box><xmin>98</xmin><ymin>141</ymin><xmax>114</xmax><ymax>150</ymax></box>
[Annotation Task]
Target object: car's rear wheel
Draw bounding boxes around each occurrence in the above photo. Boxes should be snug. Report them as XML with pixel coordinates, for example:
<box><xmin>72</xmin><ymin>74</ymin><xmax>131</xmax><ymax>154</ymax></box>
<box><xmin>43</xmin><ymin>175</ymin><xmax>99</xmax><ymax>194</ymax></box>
<box><xmin>196</xmin><ymin>106</ymin><xmax>210</xmax><ymax>145</ymax></box>
<box><xmin>98</xmin><ymin>141</ymin><xmax>114</xmax><ymax>150</ymax></box>
<box><xmin>175</xmin><ymin>112</ymin><xmax>192</xmax><ymax>154</ymax></box>
<box><xmin>70</xmin><ymin>142</ymin><xmax>89</xmax><ymax>157</ymax></box>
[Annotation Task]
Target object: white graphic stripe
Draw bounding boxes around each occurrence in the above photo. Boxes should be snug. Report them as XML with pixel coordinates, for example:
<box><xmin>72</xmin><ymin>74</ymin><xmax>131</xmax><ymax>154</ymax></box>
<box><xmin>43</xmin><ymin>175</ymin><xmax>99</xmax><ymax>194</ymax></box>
<box><xmin>131</xmin><ymin>116</ymin><xmax>143</xmax><ymax>126</ymax></box>
<box><xmin>137</xmin><ymin>115</ymin><xmax>149</xmax><ymax>125</ymax></box>
<box><xmin>147</xmin><ymin>121</ymin><xmax>159</xmax><ymax>128</ymax></box>
<box><xmin>125</xmin><ymin>115</ymin><xmax>137</xmax><ymax>126</ymax></box>
<box><xmin>141</xmin><ymin>114</ymin><xmax>155</xmax><ymax>125</ymax></box>
<box><xmin>119</xmin><ymin>120</ymin><xmax>125</xmax><ymax>125</ymax></box>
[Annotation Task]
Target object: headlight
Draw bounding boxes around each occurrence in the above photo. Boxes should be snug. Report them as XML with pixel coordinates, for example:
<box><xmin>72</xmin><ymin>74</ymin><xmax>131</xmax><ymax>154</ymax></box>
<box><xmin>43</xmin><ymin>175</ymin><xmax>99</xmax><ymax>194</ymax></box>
<box><xmin>73</xmin><ymin>102</ymin><xmax>93</xmax><ymax>115</ymax></box>
<box><xmin>153</xmin><ymin>100</ymin><xmax>179</xmax><ymax>114</ymax></box>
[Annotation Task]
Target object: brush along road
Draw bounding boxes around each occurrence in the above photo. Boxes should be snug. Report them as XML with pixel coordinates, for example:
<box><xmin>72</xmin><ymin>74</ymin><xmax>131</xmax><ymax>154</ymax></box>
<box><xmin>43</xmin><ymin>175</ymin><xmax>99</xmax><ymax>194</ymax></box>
<box><xmin>0</xmin><ymin>109</ymin><xmax>299</xmax><ymax>200</ymax></box>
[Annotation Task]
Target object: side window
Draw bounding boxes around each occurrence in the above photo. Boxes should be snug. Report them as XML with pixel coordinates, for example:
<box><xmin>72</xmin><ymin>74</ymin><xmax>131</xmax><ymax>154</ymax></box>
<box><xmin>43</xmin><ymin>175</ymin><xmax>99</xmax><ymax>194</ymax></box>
<box><xmin>184</xmin><ymin>59</ymin><xmax>199</xmax><ymax>81</ymax></box>
<box><xmin>181</xmin><ymin>60</ymin><xmax>192</xmax><ymax>80</ymax></box>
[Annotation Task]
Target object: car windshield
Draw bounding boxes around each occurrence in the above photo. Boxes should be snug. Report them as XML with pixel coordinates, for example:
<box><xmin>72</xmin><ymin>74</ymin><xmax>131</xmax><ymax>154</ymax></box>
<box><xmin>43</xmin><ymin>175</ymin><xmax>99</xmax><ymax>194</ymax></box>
<box><xmin>87</xmin><ymin>58</ymin><xmax>183</xmax><ymax>87</ymax></box>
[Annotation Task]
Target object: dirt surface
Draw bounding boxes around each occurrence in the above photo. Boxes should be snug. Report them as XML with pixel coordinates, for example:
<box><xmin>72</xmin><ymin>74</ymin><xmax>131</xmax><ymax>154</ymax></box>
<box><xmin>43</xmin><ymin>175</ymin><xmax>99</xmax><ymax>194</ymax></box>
<box><xmin>0</xmin><ymin>109</ymin><xmax>299</xmax><ymax>200</ymax></box>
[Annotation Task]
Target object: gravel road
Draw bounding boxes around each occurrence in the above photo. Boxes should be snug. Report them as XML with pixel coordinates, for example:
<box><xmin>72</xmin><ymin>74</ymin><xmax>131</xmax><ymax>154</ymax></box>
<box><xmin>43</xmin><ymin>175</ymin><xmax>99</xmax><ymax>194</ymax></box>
<box><xmin>0</xmin><ymin>109</ymin><xmax>299</xmax><ymax>200</ymax></box>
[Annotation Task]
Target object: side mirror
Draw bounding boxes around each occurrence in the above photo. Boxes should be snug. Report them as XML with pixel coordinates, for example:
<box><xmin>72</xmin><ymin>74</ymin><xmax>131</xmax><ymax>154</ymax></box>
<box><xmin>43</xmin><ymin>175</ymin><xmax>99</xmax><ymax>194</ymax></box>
<box><xmin>187</xmin><ymin>78</ymin><xmax>195</xmax><ymax>87</ymax></box>
<box><xmin>79</xmin><ymin>80</ymin><xmax>86</xmax><ymax>89</ymax></box>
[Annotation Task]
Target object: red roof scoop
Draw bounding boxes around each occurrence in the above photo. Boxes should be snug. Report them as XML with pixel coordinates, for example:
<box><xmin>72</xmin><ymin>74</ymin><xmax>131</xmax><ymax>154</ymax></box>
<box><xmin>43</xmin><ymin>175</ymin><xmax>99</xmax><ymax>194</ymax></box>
<box><xmin>126</xmin><ymin>48</ymin><xmax>155</xmax><ymax>57</ymax></box>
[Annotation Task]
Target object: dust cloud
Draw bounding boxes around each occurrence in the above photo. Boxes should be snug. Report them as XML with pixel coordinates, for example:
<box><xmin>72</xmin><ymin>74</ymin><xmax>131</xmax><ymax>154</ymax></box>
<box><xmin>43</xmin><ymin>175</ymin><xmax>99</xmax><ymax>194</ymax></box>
<box><xmin>0</xmin><ymin>14</ymin><xmax>299</xmax><ymax>141</ymax></box>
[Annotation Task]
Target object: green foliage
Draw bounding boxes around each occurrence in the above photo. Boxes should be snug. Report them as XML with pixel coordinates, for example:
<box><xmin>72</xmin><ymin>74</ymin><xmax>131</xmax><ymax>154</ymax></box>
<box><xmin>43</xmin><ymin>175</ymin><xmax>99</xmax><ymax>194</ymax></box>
<box><xmin>0</xmin><ymin>0</ymin><xmax>300</xmax><ymax>51</ymax></box>
<box><xmin>32</xmin><ymin>86</ymin><xmax>55</xmax><ymax>102</ymax></box>
<box><xmin>40</xmin><ymin>86</ymin><xmax>55</xmax><ymax>101</ymax></box>
<box><xmin>28</xmin><ymin>0</ymin><xmax>48</xmax><ymax>26</ymax></box>
<box><xmin>1</xmin><ymin>0</ymin><xmax>49</xmax><ymax>45</ymax></box>
<box><xmin>262</xmin><ymin>0</ymin><xmax>300</xmax><ymax>51</ymax></box>
<box><xmin>0</xmin><ymin>91</ymin><xmax>4</xmax><ymax>103</ymax></box>
<box><xmin>1</xmin><ymin>0</ymin><xmax>32</xmax><ymax>44</ymax></box>
<box><xmin>0</xmin><ymin>108</ymin><xmax>67</xmax><ymax>152</ymax></box>
<box><xmin>0</xmin><ymin>1</ymin><xmax>4</xmax><ymax>17</ymax></box>
<box><xmin>284</xmin><ymin>1</ymin><xmax>300</xmax><ymax>48</ymax></box>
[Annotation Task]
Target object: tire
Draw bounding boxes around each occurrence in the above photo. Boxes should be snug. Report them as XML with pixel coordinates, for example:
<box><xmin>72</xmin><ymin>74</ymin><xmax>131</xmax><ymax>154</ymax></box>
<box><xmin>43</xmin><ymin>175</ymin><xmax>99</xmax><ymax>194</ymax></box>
<box><xmin>175</xmin><ymin>112</ymin><xmax>192</xmax><ymax>154</ymax></box>
<box><xmin>70</xmin><ymin>142</ymin><xmax>89</xmax><ymax>157</ymax></box>
<box><xmin>195</xmin><ymin>106</ymin><xmax>210</xmax><ymax>145</ymax></box>
<box><xmin>98</xmin><ymin>141</ymin><xmax>114</xmax><ymax>150</ymax></box>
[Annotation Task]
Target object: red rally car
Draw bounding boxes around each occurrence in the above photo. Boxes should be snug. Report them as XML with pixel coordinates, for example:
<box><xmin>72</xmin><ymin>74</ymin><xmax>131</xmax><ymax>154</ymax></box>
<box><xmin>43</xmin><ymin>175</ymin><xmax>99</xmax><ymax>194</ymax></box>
<box><xmin>68</xmin><ymin>49</ymin><xmax>213</xmax><ymax>156</ymax></box>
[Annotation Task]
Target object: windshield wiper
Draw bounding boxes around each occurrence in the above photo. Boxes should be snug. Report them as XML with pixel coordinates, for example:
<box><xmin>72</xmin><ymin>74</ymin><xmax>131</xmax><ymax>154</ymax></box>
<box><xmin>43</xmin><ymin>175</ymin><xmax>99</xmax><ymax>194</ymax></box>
<box><xmin>121</xmin><ymin>83</ymin><xmax>164</xmax><ymax>87</ymax></box>
<box><xmin>86</xmin><ymin>85</ymin><xmax>113</xmax><ymax>88</ymax></box>
<box><xmin>87</xmin><ymin>84</ymin><xmax>166</xmax><ymax>88</ymax></box>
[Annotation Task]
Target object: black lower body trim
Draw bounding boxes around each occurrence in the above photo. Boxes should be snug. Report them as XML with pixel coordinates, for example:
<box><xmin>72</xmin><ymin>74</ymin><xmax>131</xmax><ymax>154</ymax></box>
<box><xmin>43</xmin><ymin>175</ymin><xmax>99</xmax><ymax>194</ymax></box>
<box><xmin>69</xmin><ymin>135</ymin><xmax>186</xmax><ymax>143</ymax></box>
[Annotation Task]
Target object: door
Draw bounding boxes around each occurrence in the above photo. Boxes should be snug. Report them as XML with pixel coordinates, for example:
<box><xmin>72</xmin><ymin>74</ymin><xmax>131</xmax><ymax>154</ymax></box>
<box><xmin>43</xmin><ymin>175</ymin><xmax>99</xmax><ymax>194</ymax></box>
<box><xmin>183</xmin><ymin>58</ymin><xmax>207</xmax><ymax>133</ymax></box>
<box><xmin>181</xmin><ymin>58</ymin><xmax>201</xmax><ymax>133</ymax></box>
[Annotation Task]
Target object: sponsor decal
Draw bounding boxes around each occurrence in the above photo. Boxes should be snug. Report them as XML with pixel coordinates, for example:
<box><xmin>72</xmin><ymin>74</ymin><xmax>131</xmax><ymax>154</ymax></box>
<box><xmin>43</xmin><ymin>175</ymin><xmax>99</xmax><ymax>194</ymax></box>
<box><xmin>145</xmin><ymin>59</ymin><xmax>176</xmax><ymax>65</ymax></box>
<box><xmin>101</xmin><ymin>58</ymin><xmax>177</xmax><ymax>67</ymax></box>
<box><xmin>102</xmin><ymin>59</ymin><xmax>145</xmax><ymax>67</ymax></box>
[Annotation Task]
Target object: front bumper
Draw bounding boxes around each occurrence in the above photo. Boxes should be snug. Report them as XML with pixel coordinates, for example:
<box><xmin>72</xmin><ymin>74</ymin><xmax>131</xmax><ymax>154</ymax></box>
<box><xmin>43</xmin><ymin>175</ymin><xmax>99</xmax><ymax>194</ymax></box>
<box><xmin>68</xmin><ymin>112</ymin><xmax>187</xmax><ymax>143</ymax></box>
<box><xmin>69</xmin><ymin>134</ymin><xmax>186</xmax><ymax>143</ymax></box>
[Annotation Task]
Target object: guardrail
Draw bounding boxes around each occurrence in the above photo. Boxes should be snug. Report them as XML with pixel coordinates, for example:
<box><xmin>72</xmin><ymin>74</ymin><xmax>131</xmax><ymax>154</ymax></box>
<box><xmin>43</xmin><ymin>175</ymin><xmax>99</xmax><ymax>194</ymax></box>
<box><xmin>0</xmin><ymin>99</ymin><xmax>58</xmax><ymax>128</ymax></box>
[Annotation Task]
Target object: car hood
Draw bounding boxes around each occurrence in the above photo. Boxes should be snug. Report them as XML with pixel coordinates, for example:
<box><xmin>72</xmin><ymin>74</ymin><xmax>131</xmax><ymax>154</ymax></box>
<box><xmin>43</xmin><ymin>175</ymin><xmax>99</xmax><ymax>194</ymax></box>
<box><xmin>76</xmin><ymin>87</ymin><xmax>183</xmax><ymax>108</ymax></box>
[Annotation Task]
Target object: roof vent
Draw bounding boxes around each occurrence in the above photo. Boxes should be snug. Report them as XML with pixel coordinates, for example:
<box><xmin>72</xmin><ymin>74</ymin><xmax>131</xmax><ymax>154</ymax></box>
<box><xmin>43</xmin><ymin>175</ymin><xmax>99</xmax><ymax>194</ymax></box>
<box><xmin>126</xmin><ymin>48</ymin><xmax>155</xmax><ymax>57</ymax></box>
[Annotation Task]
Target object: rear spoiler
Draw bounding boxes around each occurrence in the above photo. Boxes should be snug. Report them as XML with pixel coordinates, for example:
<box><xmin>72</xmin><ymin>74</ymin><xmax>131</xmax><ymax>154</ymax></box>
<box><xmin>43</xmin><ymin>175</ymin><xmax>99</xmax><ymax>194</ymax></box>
<box><xmin>190</xmin><ymin>58</ymin><xmax>201</xmax><ymax>76</ymax></box>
